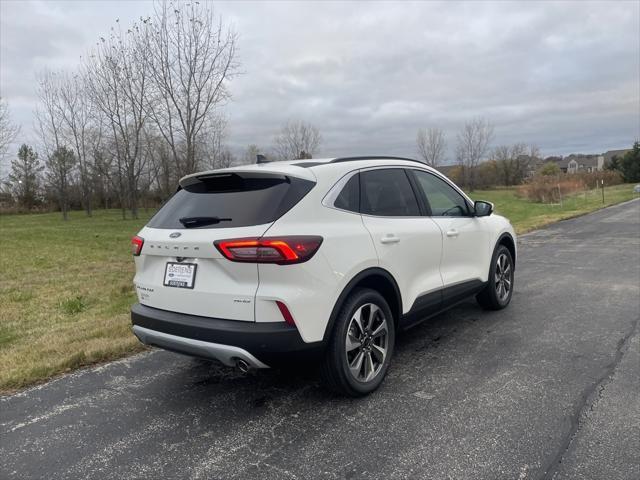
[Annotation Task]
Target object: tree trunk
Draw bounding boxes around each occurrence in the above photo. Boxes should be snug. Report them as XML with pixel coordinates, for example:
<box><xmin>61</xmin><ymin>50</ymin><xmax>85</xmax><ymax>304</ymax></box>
<box><xmin>82</xmin><ymin>165</ymin><xmax>92</xmax><ymax>217</ymax></box>
<box><xmin>83</xmin><ymin>185</ymin><xmax>93</xmax><ymax>217</ymax></box>
<box><xmin>129</xmin><ymin>172</ymin><xmax>138</xmax><ymax>219</ymax></box>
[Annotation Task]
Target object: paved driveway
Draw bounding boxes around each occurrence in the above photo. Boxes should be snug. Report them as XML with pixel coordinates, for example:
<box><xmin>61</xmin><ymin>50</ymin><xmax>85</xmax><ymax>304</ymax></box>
<box><xmin>2</xmin><ymin>200</ymin><xmax>639</xmax><ymax>480</ymax></box>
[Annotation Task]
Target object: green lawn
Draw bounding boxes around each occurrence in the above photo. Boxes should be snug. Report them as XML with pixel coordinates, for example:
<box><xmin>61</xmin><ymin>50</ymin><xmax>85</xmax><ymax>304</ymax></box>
<box><xmin>0</xmin><ymin>184</ymin><xmax>637</xmax><ymax>393</ymax></box>
<box><xmin>472</xmin><ymin>184</ymin><xmax>638</xmax><ymax>234</ymax></box>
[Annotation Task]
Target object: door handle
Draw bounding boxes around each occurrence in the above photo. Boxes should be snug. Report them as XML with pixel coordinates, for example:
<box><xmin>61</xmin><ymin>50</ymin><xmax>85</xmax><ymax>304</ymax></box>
<box><xmin>380</xmin><ymin>235</ymin><xmax>400</xmax><ymax>244</ymax></box>
<box><xmin>446</xmin><ymin>229</ymin><xmax>459</xmax><ymax>238</ymax></box>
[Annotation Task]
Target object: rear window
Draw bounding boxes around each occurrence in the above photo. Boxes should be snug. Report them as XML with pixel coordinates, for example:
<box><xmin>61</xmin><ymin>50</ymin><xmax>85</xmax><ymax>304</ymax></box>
<box><xmin>147</xmin><ymin>173</ymin><xmax>315</xmax><ymax>229</ymax></box>
<box><xmin>334</xmin><ymin>174</ymin><xmax>360</xmax><ymax>213</ymax></box>
<box><xmin>360</xmin><ymin>169</ymin><xmax>420</xmax><ymax>217</ymax></box>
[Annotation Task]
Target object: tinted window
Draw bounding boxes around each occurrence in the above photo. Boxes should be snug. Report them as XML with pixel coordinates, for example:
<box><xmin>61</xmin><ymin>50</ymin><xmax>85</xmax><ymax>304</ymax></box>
<box><xmin>148</xmin><ymin>173</ymin><xmax>314</xmax><ymax>229</ymax></box>
<box><xmin>334</xmin><ymin>174</ymin><xmax>360</xmax><ymax>212</ymax></box>
<box><xmin>360</xmin><ymin>169</ymin><xmax>420</xmax><ymax>217</ymax></box>
<box><xmin>411</xmin><ymin>170</ymin><xmax>470</xmax><ymax>216</ymax></box>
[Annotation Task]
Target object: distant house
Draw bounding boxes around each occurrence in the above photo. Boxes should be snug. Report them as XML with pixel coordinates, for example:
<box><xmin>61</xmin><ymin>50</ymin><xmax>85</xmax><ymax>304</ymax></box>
<box><xmin>544</xmin><ymin>156</ymin><xmax>562</xmax><ymax>164</ymax></box>
<box><xmin>556</xmin><ymin>154</ymin><xmax>605</xmax><ymax>174</ymax></box>
<box><xmin>550</xmin><ymin>149</ymin><xmax>631</xmax><ymax>174</ymax></box>
<box><xmin>519</xmin><ymin>155</ymin><xmax>545</xmax><ymax>178</ymax></box>
<box><xmin>603</xmin><ymin>149</ymin><xmax>632</xmax><ymax>164</ymax></box>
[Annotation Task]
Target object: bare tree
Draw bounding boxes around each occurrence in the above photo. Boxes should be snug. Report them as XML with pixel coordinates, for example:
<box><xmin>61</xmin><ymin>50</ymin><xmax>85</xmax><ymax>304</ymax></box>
<box><xmin>34</xmin><ymin>71</ymin><xmax>64</xmax><ymax>157</ymax></box>
<box><xmin>198</xmin><ymin>115</ymin><xmax>232</xmax><ymax>170</ymax></box>
<box><xmin>36</xmin><ymin>69</ymin><xmax>105</xmax><ymax>217</ymax></box>
<box><xmin>57</xmin><ymin>72</ymin><xmax>95</xmax><ymax>216</ymax></box>
<box><xmin>84</xmin><ymin>21</ymin><xmax>150</xmax><ymax>218</ymax></box>
<box><xmin>141</xmin><ymin>0</ymin><xmax>239</xmax><ymax>177</ymax></box>
<box><xmin>455</xmin><ymin>118</ymin><xmax>494</xmax><ymax>190</ymax></box>
<box><xmin>416</xmin><ymin>127</ymin><xmax>446</xmax><ymax>167</ymax></box>
<box><xmin>274</xmin><ymin>120</ymin><xmax>322</xmax><ymax>160</ymax></box>
<box><xmin>0</xmin><ymin>98</ymin><xmax>20</xmax><ymax>161</ymax></box>
<box><xmin>216</xmin><ymin>148</ymin><xmax>235</xmax><ymax>169</ymax></box>
<box><xmin>46</xmin><ymin>146</ymin><xmax>76</xmax><ymax>220</ymax></box>
<box><xmin>493</xmin><ymin>143</ymin><xmax>541</xmax><ymax>185</ymax></box>
<box><xmin>526</xmin><ymin>144</ymin><xmax>541</xmax><ymax>178</ymax></box>
<box><xmin>144</xmin><ymin>129</ymin><xmax>175</xmax><ymax>200</ymax></box>
<box><xmin>243</xmin><ymin>144</ymin><xmax>261</xmax><ymax>164</ymax></box>
<box><xmin>92</xmin><ymin>140</ymin><xmax>127</xmax><ymax>217</ymax></box>
<box><xmin>493</xmin><ymin>143</ymin><xmax>527</xmax><ymax>186</ymax></box>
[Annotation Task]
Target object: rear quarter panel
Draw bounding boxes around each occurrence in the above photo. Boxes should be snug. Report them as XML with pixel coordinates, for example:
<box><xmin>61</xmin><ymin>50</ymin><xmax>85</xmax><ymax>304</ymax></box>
<box><xmin>255</xmin><ymin>185</ymin><xmax>378</xmax><ymax>343</ymax></box>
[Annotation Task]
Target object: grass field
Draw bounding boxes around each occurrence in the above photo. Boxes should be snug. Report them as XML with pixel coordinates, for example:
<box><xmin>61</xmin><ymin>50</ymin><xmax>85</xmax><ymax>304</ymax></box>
<box><xmin>473</xmin><ymin>183</ymin><xmax>638</xmax><ymax>233</ymax></box>
<box><xmin>0</xmin><ymin>184</ymin><xmax>637</xmax><ymax>393</ymax></box>
<box><xmin>0</xmin><ymin>209</ymin><xmax>152</xmax><ymax>392</ymax></box>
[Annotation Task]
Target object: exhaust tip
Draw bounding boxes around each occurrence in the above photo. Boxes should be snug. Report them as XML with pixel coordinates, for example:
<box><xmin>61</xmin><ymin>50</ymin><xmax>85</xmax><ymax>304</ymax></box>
<box><xmin>235</xmin><ymin>359</ymin><xmax>251</xmax><ymax>373</ymax></box>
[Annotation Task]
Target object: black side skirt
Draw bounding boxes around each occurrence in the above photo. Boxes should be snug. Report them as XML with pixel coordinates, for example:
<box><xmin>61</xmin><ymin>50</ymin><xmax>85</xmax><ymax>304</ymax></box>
<box><xmin>399</xmin><ymin>279</ymin><xmax>486</xmax><ymax>330</ymax></box>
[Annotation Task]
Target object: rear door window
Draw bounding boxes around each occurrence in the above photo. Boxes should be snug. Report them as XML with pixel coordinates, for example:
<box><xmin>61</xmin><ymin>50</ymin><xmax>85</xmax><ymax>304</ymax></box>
<box><xmin>147</xmin><ymin>173</ymin><xmax>315</xmax><ymax>229</ymax></box>
<box><xmin>360</xmin><ymin>169</ymin><xmax>420</xmax><ymax>217</ymax></box>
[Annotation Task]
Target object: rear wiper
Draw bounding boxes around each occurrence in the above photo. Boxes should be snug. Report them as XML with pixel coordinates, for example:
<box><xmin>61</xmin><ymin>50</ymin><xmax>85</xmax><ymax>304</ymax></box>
<box><xmin>179</xmin><ymin>216</ymin><xmax>232</xmax><ymax>228</ymax></box>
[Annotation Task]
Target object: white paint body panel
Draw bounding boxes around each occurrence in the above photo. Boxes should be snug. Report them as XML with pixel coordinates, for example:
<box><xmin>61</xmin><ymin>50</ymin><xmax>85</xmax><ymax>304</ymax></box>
<box><xmin>430</xmin><ymin>216</ymin><xmax>489</xmax><ymax>285</ymax></box>
<box><xmin>361</xmin><ymin>215</ymin><xmax>443</xmax><ymax>314</ymax></box>
<box><xmin>133</xmin><ymin>224</ymin><xmax>271</xmax><ymax>321</ymax></box>
<box><xmin>254</xmin><ymin>174</ymin><xmax>378</xmax><ymax>342</ymax></box>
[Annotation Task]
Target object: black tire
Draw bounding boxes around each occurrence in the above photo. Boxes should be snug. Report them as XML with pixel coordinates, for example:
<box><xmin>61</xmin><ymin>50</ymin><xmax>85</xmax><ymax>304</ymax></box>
<box><xmin>476</xmin><ymin>244</ymin><xmax>514</xmax><ymax>310</ymax></box>
<box><xmin>320</xmin><ymin>288</ymin><xmax>395</xmax><ymax>397</ymax></box>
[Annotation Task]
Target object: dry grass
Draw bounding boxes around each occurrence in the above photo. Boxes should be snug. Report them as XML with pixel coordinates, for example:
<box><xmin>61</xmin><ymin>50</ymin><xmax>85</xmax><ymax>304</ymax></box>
<box><xmin>517</xmin><ymin>171</ymin><xmax>623</xmax><ymax>203</ymax></box>
<box><xmin>0</xmin><ymin>209</ymin><xmax>152</xmax><ymax>393</ymax></box>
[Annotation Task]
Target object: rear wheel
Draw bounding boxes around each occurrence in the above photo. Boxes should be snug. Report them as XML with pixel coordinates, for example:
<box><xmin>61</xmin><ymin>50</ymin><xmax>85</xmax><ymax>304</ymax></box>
<box><xmin>320</xmin><ymin>288</ymin><xmax>395</xmax><ymax>396</ymax></box>
<box><xmin>476</xmin><ymin>244</ymin><xmax>514</xmax><ymax>310</ymax></box>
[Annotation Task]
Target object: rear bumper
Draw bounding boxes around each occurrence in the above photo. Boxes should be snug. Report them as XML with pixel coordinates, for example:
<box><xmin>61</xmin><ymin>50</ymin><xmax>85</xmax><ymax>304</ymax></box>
<box><xmin>131</xmin><ymin>303</ymin><xmax>322</xmax><ymax>367</ymax></box>
<box><xmin>133</xmin><ymin>325</ymin><xmax>269</xmax><ymax>368</ymax></box>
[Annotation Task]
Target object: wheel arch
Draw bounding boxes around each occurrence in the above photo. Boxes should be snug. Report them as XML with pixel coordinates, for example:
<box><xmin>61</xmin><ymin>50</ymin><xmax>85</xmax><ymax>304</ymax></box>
<box><xmin>496</xmin><ymin>232</ymin><xmax>516</xmax><ymax>266</ymax></box>
<box><xmin>322</xmin><ymin>267</ymin><xmax>402</xmax><ymax>343</ymax></box>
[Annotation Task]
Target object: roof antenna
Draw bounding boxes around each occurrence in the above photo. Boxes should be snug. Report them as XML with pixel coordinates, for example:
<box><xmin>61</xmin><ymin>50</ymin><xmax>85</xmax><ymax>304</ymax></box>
<box><xmin>256</xmin><ymin>154</ymin><xmax>269</xmax><ymax>164</ymax></box>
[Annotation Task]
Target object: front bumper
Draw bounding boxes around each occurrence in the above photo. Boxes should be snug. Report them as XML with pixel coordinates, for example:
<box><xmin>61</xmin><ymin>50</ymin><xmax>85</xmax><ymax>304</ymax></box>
<box><xmin>131</xmin><ymin>303</ymin><xmax>322</xmax><ymax>367</ymax></box>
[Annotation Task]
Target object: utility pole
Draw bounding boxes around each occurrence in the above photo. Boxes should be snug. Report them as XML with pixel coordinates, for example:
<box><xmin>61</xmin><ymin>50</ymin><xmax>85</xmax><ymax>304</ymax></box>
<box><xmin>601</xmin><ymin>179</ymin><xmax>605</xmax><ymax>205</ymax></box>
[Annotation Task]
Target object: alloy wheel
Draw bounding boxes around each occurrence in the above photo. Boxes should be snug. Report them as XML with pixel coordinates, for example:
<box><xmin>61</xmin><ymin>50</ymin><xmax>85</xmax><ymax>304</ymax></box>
<box><xmin>345</xmin><ymin>303</ymin><xmax>389</xmax><ymax>382</ymax></box>
<box><xmin>495</xmin><ymin>252</ymin><xmax>512</xmax><ymax>303</ymax></box>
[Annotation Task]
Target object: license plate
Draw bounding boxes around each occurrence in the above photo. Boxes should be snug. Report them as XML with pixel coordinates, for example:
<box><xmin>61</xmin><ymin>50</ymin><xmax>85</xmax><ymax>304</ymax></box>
<box><xmin>163</xmin><ymin>262</ymin><xmax>197</xmax><ymax>289</ymax></box>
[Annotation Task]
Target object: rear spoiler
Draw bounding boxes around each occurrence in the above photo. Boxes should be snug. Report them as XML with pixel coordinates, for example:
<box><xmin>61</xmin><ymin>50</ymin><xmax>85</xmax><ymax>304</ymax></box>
<box><xmin>180</xmin><ymin>171</ymin><xmax>291</xmax><ymax>189</ymax></box>
<box><xmin>179</xmin><ymin>164</ymin><xmax>316</xmax><ymax>188</ymax></box>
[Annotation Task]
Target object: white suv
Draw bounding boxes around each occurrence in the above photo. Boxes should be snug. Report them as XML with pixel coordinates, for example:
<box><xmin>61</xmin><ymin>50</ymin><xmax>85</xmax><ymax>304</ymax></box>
<box><xmin>131</xmin><ymin>157</ymin><xmax>516</xmax><ymax>396</ymax></box>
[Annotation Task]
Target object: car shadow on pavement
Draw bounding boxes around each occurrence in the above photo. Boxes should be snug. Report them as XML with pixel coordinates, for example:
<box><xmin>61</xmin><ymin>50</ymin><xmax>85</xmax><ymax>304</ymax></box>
<box><xmin>156</xmin><ymin>298</ymin><xmax>494</xmax><ymax>410</ymax></box>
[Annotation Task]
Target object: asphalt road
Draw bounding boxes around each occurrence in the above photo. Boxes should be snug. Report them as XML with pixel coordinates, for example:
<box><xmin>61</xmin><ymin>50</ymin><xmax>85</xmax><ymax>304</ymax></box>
<box><xmin>2</xmin><ymin>199</ymin><xmax>639</xmax><ymax>480</ymax></box>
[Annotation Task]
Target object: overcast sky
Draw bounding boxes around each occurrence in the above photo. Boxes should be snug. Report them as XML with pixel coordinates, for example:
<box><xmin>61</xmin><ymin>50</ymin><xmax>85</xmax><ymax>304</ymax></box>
<box><xmin>1</xmin><ymin>0</ymin><xmax>638</xmax><ymax>167</ymax></box>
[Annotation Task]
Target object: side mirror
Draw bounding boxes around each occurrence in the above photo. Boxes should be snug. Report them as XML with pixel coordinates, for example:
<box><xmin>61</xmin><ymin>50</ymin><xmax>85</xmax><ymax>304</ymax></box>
<box><xmin>474</xmin><ymin>200</ymin><xmax>493</xmax><ymax>217</ymax></box>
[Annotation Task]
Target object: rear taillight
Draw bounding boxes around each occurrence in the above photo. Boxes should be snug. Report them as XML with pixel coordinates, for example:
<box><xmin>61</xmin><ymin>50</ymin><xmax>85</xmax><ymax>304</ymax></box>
<box><xmin>214</xmin><ymin>236</ymin><xmax>323</xmax><ymax>265</ymax></box>
<box><xmin>131</xmin><ymin>235</ymin><xmax>144</xmax><ymax>256</ymax></box>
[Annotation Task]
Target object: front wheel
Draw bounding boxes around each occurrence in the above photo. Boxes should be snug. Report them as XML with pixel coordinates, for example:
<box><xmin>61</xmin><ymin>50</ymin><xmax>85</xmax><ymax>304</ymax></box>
<box><xmin>320</xmin><ymin>288</ymin><xmax>395</xmax><ymax>396</ymax></box>
<box><xmin>476</xmin><ymin>244</ymin><xmax>514</xmax><ymax>310</ymax></box>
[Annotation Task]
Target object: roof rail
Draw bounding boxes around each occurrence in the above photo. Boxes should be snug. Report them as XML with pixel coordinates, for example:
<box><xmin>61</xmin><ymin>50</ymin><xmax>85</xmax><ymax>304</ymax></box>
<box><xmin>330</xmin><ymin>156</ymin><xmax>425</xmax><ymax>165</ymax></box>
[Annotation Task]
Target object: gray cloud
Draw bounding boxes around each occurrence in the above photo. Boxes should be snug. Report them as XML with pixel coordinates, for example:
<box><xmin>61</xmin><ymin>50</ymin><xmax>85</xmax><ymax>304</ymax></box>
<box><xmin>0</xmin><ymin>0</ymin><xmax>638</xmax><ymax>167</ymax></box>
